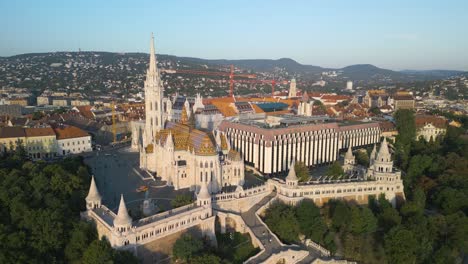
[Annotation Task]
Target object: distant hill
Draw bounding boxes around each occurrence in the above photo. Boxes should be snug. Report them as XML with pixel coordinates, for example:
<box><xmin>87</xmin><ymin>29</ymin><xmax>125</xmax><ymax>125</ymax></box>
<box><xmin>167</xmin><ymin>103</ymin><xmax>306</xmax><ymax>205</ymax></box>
<box><xmin>400</xmin><ymin>69</ymin><xmax>466</xmax><ymax>78</ymax></box>
<box><xmin>2</xmin><ymin>52</ymin><xmax>464</xmax><ymax>82</ymax></box>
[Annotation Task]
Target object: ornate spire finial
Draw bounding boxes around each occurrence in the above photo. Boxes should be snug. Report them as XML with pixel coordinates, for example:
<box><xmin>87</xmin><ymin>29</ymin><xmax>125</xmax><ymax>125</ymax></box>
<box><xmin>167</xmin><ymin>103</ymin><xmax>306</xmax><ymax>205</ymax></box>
<box><xmin>149</xmin><ymin>33</ymin><xmax>157</xmax><ymax>74</ymax></box>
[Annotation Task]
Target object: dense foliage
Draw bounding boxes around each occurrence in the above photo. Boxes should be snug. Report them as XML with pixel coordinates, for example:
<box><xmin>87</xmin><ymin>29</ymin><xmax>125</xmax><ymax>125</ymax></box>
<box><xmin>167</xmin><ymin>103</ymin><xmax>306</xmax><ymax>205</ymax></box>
<box><xmin>171</xmin><ymin>194</ymin><xmax>194</xmax><ymax>208</ymax></box>
<box><xmin>263</xmin><ymin>200</ymin><xmax>335</xmax><ymax>250</ymax></box>
<box><xmin>172</xmin><ymin>232</ymin><xmax>258</xmax><ymax>264</ymax></box>
<box><xmin>0</xmin><ymin>150</ymin><xmax>139</xmax><ymax>263</ymax></box>
<box><xmin>294</xmin><ymin>161</ymin><xmax>310</xmax><ymax>182</ymax></box>
<box><xmin>326</xmin><ymin>161</ymin><xmax>344</xmax><ymax>179</ymax></box>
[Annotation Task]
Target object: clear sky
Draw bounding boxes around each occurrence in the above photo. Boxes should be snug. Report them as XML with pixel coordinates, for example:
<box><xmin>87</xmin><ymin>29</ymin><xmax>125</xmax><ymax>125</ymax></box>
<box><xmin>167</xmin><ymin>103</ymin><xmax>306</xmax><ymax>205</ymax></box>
<box><xmin>1</xmin><ymin>0</ymin><xmax>468</xmax><ymax>70</ymax></box>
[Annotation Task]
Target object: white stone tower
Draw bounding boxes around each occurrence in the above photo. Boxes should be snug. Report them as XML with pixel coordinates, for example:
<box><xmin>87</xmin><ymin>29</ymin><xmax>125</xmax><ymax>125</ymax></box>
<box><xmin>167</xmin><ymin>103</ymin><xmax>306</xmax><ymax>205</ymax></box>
<box><xmin>197</xmin><ymin>182</ymin><xmax>211</xmax><ymax>207</ymax></box>
<box><xmin>288</xmin><ymin>79</ymin><xmax>297</xmax><ymax>98</ymax></box>
<box><xmin>144</xmin><ymin>33</ymin><xmax>165</xmax><ymax>144</ymax></box>
<box><xmin>373</xmin><ymin>138</ymin><xmax>393</xmax><ymax>173</ymax></box>
<box><xmin>114</xmin><ymin>194</ymin><xmax>133</xmax><ymax>232</ymax></box>
<box><xmin>343</xmin><ymin>145</ymin><xmax>356</xmax><ymax>173</ymax></box>
<box><xmin>285</xmin><ymin>160</ymin><xmax>299</xmax><ymax>187</ymax></box>
<box><xmin>85</xmin><ymin>176</ymin><xmax>102</xmax><ymax>209</ymax></box>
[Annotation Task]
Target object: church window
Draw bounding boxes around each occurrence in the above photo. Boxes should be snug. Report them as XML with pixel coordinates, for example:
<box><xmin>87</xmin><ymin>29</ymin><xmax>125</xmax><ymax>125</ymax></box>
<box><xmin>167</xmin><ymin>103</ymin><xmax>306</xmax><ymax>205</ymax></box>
<box><xmin>200</xmin><ymin>172</ymin><xmax>203</xmax><ymax>182</ymax></box>
<box><xmin>155</xmin><ymin>102</ymin><xmax>158</xmax><ymax>111</ymax></box>
<box><xmin>200</xmin><ymin>162</ymin><xmax>203</xmax><ymax>167</ymax></box>
<box><xmin>205</xmin><ymin>162</ymin><xmax>208</xmax><ymax>168</ymax></box>
<box><xmin>210</xmin><ymin>161</ymin><xmax>213</xmax><ymax>168</ymax></box>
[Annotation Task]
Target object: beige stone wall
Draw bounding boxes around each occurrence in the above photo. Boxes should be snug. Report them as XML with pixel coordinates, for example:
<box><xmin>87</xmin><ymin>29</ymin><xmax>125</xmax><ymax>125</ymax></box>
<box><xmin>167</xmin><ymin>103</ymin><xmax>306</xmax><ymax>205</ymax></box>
<box><xmin>136</xmin><ymin>226</ymin><xmax>202</xmax><ymax>264</ymax></box>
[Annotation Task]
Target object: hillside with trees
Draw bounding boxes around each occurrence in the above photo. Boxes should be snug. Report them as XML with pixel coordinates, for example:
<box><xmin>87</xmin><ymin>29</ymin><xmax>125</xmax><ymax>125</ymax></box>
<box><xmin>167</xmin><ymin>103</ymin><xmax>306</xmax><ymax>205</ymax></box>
<box><xmin>263</xmin><ymin>109</ymin><xmax>468</xmax><ymax>263</ymax></box>
<box><xmin>0</xmin><ymin>150</ymin><xmax>139</xmax><ymax>263</ymax></box>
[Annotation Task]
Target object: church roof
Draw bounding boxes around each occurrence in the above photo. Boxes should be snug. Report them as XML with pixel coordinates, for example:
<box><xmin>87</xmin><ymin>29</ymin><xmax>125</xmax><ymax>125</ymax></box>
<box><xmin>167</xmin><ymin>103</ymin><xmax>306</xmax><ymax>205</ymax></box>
<box><xmin>85</xmin><ymin>175</ymin><xmax>101</xmax><ymax>203</ymax></box>
<box><xmin>114</xmin><ymin>194</ymin><xmax>132</xmax><ymax>227</ymax></box>
<box><xmin>155</xmin><ymin>122</ymin><xmax>217</xmax><ymax>155</ymax></box>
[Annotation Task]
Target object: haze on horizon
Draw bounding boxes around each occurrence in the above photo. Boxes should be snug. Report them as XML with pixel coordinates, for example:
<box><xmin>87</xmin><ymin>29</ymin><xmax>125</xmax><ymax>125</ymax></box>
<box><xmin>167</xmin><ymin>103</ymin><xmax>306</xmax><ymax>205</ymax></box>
<box><xmin>1</xmin><ymin>0</ymin><xmax>467</xmax><ymax>71</ymax></box>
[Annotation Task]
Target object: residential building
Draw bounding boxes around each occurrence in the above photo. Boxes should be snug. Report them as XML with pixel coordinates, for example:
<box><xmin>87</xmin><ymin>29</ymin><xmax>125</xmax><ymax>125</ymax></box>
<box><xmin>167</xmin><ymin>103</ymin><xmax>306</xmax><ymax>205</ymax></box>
<box><xmin>54</xmin><ymin>125</ymin><xmax>92</xmax><ymax>155</ymax></box>
<box><xmin>0</xmin><ymin>127</ymin><xmax>26</xmax><ymax>151</ymax></box>
<box><xmin>24</xmin><ymin>127</ymin><xmax>57</xmax><ymax>159</ymax></box>
<box><xmin>393</xmin><ymin>94</ymin><xmax>415</xmax><ymax>110</ymax></box>
<box><xmin>415</xmin><ymin>115</ymin><xmax>447</xmax><ymax>141</ymax></box>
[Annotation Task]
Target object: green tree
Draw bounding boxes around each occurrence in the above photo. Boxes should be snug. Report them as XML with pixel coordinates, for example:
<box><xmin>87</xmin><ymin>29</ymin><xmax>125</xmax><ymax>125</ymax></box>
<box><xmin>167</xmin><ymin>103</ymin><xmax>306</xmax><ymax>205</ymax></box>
<box><xmin>326</xmin><ymin>161</ymin><xmax>344</xmax><ymax>179</ymax></box>
<box><xmin>65</xmin><ymin>222</ymin><xmax>97</xmax><ymax>264</ymax></box>
<box><xmin>331</xmin><ymin>201</ymin><xmax>351</xmax><ymax>231</ymax></box>
<box><xmin>295</xmin><ymin>200</ymin><xmax>327</xmax><ymax>242</ymax></box>
<box><xmin>190</xmin><ymin>254</ymin><xmax>221</xmax><ymax>264</ymax></box>
<box><xmin>82</xmin><ymin>239</ymin><xmax>114</xmax><ymax>264</ymax></box>
<box><xmin>172</xmin><ymin>234</ymin><xmax>203</xmax><ymax>262</ymax></box>
<box><xmin>384</xmin><ymin>227</ymin><xmax>417</xmax><ymax>264</ymax></box>
<box><xmin>355</xmin><ymin>150</ymin><xmax>369</xmax><ymax>167</ymax></box>
<box><xmin>264</xmin><ymin>202</ymin><xmax>300</xmax><ymax>243</ymax></box>
<box><xmin>171</xmin><ymin>194</ymin><xmax>194</xmax><ymax>208</ymax></box>
<box><xmin>294</xmin><ymin>161</ymin><xmax>310</xmax><ymax>182</ymax></box>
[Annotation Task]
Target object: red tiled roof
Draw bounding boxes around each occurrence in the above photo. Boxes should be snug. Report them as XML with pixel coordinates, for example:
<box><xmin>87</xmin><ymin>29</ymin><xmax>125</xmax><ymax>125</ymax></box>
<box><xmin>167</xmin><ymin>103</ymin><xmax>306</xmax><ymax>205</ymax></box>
<box><xmin>54</xmin><ymin>125</ymin><xmax>90</xmax><ymax>140</ymax></box>
<box><xmin>24</xmin><ymin>127</ymin><xmax>55</xmax><ymax>137</ymax></box>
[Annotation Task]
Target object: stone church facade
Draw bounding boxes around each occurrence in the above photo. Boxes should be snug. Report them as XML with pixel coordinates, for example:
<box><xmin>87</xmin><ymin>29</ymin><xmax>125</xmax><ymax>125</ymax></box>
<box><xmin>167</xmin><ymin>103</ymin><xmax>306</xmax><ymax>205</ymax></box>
<box><xmin>136</xmin><ymin>35</ymin><xmax>244</xmax><ymax>193</ymax></box>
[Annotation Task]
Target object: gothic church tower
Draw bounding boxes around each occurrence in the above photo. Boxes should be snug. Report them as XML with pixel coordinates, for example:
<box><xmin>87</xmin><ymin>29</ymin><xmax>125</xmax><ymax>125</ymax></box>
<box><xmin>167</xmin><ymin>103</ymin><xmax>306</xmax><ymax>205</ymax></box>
<box><xmin>145</xmin><ymin>33</ymin><xmax>165</xmax><ymax>144</ymax></box>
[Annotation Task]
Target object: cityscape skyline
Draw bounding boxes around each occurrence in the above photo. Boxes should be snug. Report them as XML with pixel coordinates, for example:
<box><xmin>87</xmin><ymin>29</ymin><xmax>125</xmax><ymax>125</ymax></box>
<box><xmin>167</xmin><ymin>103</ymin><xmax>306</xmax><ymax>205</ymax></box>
<box><xmin>1</xmin><ymin>0</ymin><xmax>468</xmax><ymax>71</ymax></box>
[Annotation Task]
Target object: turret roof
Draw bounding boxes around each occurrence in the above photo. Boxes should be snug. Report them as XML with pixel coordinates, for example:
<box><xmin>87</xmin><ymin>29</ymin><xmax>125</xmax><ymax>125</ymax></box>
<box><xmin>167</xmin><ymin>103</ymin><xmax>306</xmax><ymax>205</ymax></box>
<box><xmin>377</xmin><ymin>137</ymin><xmax>390</xmax><ymax>158</ymax></box>
<box><xmin>197</xmin><ymin>182</ymin><xmax>211</xmax><ymax>200</ymax></box>
<box><xmin>114</xmin><ymin>194</ymin><xmax>132</xmax><ymax>227</ymax></box>
<box><xmin>286</xmin><ymin>161</ymin><xmax>298</xmax><ymax>182</ymax></box>
<box><xmin>85</xmin><ymin>176</ymin><xmax>101</xmax><ymax>203</ymax></box>
<box><xmin>345</xmin><ymin>145</ymin><xmax>354</xmax><ymax>160</ymax></box>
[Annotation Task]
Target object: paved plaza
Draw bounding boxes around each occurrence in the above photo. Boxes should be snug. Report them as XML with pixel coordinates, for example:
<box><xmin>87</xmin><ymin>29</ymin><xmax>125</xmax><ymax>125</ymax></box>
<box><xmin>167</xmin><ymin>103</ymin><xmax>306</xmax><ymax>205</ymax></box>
<box><xmin>84</xmin><ymin>147</ymin><xmax>191</xmax><ymax>213</ymax></box>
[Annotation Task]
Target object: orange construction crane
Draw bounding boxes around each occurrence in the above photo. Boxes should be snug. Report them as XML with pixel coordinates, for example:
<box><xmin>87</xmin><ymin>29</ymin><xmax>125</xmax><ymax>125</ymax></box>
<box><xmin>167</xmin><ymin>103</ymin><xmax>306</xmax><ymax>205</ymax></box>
<box><xmin>162</xmin><ymin>64</ymin><xmax>256</xmax><ymax>97</ymax></box>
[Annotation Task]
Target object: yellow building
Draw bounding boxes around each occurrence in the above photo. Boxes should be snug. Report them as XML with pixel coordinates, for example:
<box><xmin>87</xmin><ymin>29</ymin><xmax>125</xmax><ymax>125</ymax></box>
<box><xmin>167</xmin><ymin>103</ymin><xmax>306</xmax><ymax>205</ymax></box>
<box><xmin>24</xmin><ymin>127</ymin><xmax>58</xmax><ymax>159</ymax></box>
<box><xmin>0</xmin><ymin>127</ymin><xmax>26</xmax><ymax>151</ymax></box>
<box><xmin>8</xmin><ymin>98</ymin><xmax>28</xmax><ymax>106</ymax></box>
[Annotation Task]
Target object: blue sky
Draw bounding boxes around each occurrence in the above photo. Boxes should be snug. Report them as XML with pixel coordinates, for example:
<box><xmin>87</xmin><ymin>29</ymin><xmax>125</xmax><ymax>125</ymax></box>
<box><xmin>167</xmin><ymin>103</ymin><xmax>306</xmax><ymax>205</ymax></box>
<box><xmin>1</xmin><ymin>0</ymin><xmax>467</xmax><ymax>70</ymax></box>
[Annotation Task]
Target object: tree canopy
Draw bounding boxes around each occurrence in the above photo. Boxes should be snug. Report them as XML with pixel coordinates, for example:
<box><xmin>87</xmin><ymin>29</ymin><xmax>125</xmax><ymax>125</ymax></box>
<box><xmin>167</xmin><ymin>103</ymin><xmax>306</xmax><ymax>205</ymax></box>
<box><xmin>0</xmin><ymin>152</ymin><xmax>139</xmax><ymax>263</ymax></box>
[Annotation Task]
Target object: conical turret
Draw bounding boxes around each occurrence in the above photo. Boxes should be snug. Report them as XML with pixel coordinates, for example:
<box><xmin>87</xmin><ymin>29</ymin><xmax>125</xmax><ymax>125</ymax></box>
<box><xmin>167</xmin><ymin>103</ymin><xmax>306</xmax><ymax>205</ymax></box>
<box><xmin>165</xmin><ymin>131</ymin><xmax>174</xmax><ymax>149</ymax></box>
<box><xmin>197</xmin><ymin>182</ymin><xmax>211</xmax><ymax>206</ymax></box>
<box><xmin>86</xmin><ymin>176</ymin><xmax>101</xmax><ymax>209</ymax></box>
<box><xmin>114</xmin><ymin>194</ymin><xmax>132</xmax><ymax>231</ymax></box>
<box><xmin>376</xmin><ymin>137</ymin><xmax>391</xmax><ymax>162</ymax></box>
<box><xmin>286</xmin><ymin>160</ymin><xmax>299</xmax><ymax>187</ymax></box>
<box><xmin>345</xmin><ymin>145</ymin><xmax>354</xmax><ymax>160</ymax></box>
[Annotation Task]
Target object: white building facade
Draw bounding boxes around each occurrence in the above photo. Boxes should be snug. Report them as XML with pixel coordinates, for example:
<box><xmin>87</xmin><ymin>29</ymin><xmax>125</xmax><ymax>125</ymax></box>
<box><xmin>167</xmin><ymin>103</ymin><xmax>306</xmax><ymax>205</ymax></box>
<box><xmin>218</xmin><ymin>118</ymin><xmax>381</xmax><ymax>175</ymax></box>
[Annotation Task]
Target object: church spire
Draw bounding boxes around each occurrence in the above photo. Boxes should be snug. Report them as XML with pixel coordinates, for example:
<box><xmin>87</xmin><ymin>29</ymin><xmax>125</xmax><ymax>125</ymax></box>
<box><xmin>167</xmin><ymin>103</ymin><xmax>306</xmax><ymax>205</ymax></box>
<box><xmin>149</xmin><ymin>32</ymin><xmax>157</xmax><ymax>74</ymax></box>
